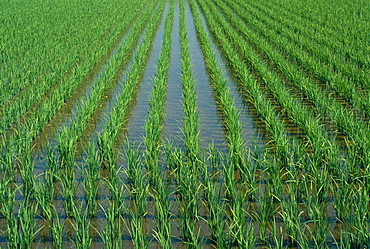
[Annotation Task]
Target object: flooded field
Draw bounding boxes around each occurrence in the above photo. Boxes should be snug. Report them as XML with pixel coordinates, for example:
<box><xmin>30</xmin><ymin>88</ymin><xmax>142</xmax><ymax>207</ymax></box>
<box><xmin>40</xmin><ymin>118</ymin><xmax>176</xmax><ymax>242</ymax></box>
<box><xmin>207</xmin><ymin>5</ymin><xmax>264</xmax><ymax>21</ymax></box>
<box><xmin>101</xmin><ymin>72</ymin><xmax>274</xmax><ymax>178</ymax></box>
<box><xmin>0</xmin><ymin>0</ymin><xmax>369</xmax><ymax>247</ymax></box>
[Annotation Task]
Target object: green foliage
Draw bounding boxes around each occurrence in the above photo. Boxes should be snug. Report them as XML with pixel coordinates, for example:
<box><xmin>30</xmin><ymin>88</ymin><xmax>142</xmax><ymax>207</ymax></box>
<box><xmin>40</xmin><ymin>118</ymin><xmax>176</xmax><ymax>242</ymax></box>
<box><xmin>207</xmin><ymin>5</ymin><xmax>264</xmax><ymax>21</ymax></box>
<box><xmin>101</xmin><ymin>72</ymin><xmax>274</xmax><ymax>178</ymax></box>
<box><xmin>0</xmin><ymin>0</ymin><xmax>369</xmax><ymax>247</ymax></box>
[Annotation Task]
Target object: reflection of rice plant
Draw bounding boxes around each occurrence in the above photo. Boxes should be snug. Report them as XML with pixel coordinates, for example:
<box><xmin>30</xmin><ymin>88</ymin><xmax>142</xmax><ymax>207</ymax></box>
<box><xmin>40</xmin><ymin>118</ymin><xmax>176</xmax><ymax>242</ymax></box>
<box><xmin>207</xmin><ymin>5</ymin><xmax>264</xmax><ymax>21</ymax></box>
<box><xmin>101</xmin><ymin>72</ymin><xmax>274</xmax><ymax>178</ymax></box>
<box><xmin>0</xmin><ymin>0</ymin><xmax>369</xmax><ymax>247</ymax></box>
<box><xmin>188</xmin><ymin>0</ymin><xmax>245</xmax><ymax>173</ymax></box>
<box><xmin>98</xmin><ymin>0</ymin><xmax>162</xmax><ymax>168</ymax></box>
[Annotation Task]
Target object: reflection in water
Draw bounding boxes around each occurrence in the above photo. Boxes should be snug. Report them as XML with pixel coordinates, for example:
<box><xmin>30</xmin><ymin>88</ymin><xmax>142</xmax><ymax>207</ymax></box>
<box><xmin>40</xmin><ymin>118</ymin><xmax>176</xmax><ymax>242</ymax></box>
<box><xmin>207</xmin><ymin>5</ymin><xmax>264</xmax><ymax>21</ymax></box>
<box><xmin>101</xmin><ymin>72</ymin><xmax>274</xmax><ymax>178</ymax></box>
<box><xmin>184</xmin><ymin>1</ymin><xmax>225</xmax><ymax>149</ymax></box>
<box><xmin>124</xmin><ymin>3</ymin><xmax>169</xmax><ymax>148</ymax></box>
<box><xmin>1</xmin><ymin>1</ymin><xmax>356</xmax><ymax>248</ymax></box>
<box><xmin>198</xmin><ymin>8</ymin><xmax>264</xmax><ymax>148</ymax></box>
<box><xmin>163</xmin><ymin>1</ymin><xmax>184</xmax><ymax>147</ymax></box>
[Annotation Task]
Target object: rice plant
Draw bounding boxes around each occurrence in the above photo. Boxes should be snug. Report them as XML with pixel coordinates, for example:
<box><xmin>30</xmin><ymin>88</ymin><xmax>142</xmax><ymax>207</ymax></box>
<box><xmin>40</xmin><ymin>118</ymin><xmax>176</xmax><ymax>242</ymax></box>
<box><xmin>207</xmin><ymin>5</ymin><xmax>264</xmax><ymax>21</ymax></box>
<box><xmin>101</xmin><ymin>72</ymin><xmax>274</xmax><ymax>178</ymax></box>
<box><xmin>0</xmin><ymin>0</ymin><xmax>368</xmax><ymax>247</ymax></box>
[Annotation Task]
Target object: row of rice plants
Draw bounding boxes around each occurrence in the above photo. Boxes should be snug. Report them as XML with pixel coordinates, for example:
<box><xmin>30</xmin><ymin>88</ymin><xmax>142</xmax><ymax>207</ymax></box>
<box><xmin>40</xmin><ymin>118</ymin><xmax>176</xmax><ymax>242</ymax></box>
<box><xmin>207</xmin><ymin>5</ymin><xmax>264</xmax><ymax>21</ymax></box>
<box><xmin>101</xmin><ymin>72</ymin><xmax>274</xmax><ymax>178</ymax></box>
<box><xmin>188</xmin><ymin>0</ymin><xmax>244</xmax><ymax>176</ymax></box>
<box><xmin>179</xmin><ymin>0</ymin><xmax>200</xmax><ymax>161</ymax></box>
<box><xmin>193</xmin><ymin>1</ymin><xmax>261</xmax><ymax>149</ymax></box>
<box><xmin>55</xmin><ymin>1</ymin><xmax>157</xmax><ymax>167</ymax></box>
<box><xmin>210</xmin><ymin>0</ymin><xmax>370</xmax><ymax>169</ymax></box>
<box><xmin>169</xmin><ymin>1</ymin><xmax>202</xmax><ymax>245</ymax></box>
<box><xmin>267</xmin><ymin>0</ymin><xmax>369</xmax><ymax>71</ymax></box>
<box><xmin>0</xmin><ymin>0</ymin><xmax>138</xmax><ymax>108</ymax></box>
<box><xmin>196</xmin><ymin>0</ymin><xmax>370</xmax><ymax>246</ymax></box>
<box><xmin>142</xmin><ymin>0</ymin><xmax>174</xmax><ymax>174</ymax></box>
<box><xmin>179</xmin><ymin>2</ymin><xmax>250</xmax><ymax>245</ymax></box>
<box><xmin>188</xmin><ymin>0</ymin><xmax>259</xmax><ymax>246</ymax></box>
<box><xmin>160</xmin><ymin>3</ymin><xmax>184</xmax><ymax>145</ymax></box>
<box><xmin>96</xmin><ymin>0</ymin><xmax>166</xmax><ymax>168</ymax></box>
<box><xmin>138</xmin><ymin>2</ymin><xmax>174</xmax><ymax>246</ymax></box>
<box><xmin>228</xmin><ymin>0</ymin><xmax>370</xmax><ymax>116</ymax></box>
<box><xmin>188</xmin><ymin>1</ymin><xmax>291</xmax><ymax>167</ymax></box>
<box><xmin>181</xmin><ymin>2</ymin><xmax>226</xmax><ymax>149</ymax></box>
<box><xmin>247</xmin><ymin>0</ymin><xmax>369</xmax><ymax>77</ymax></box>
<box><xmin>0</xmin><ymin>0</ymin><xmax>148</xmax><ymax>153</ymax></box>
<box><xmin>97</xmin><ymin>0</ymin><xmax>167</xmax><ymax>248</ymax></box>
<box><xmin>197</xmin><ymin>0</ymin><xmax>340</xmax><ymax>170</ymax></box>
<box><xmin>0</xmin><ymin>0</ymin><xmax>150</xmax><ymax>137</ymax></box>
